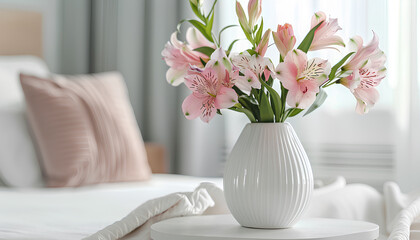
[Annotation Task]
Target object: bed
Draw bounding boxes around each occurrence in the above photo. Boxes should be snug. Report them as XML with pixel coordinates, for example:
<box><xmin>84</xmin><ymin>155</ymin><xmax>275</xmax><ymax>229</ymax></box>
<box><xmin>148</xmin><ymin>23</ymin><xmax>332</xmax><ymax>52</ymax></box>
<box><xmin>0</xmin><ymin>174</ymin><xmax>223</xmax><ymax>239</ymax></box>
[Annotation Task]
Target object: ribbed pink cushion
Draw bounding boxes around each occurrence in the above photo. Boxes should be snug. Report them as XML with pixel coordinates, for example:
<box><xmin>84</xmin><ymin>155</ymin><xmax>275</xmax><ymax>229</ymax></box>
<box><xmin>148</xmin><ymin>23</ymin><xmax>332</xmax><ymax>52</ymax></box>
<box><xmin>20</xmin><ymin>72</ymin><xmax>151</xmax><ymax>187</ymax></box>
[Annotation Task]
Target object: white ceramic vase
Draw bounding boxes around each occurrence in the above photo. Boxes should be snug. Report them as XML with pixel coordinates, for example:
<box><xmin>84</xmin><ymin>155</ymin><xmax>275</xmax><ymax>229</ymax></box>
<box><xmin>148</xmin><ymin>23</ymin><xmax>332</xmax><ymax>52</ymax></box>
<box><xmin>223</xmin><ymin>122</ymin><xmax>313</xmax><ymax>229</ymax></box>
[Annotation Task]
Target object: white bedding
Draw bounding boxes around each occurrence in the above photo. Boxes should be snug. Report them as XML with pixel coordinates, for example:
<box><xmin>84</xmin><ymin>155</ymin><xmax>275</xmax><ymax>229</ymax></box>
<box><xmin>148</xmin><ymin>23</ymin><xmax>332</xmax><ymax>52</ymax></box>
<box><xmin>2</xmin><ymin>174</ymin><xmax>420</xmax><ymax>240</ymax></box>
<box><xmin>0</xmin><ymin>174</ymin><xmax>223</xmax><ymax>240</ymax></box>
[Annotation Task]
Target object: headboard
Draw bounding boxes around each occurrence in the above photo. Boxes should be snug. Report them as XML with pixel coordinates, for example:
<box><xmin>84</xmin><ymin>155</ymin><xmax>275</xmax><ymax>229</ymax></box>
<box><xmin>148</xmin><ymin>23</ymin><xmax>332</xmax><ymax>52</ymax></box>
<box><xmin>0</xmin><ymin>8</ymin><xmax>42</xmax><ymax>58</ymax></box>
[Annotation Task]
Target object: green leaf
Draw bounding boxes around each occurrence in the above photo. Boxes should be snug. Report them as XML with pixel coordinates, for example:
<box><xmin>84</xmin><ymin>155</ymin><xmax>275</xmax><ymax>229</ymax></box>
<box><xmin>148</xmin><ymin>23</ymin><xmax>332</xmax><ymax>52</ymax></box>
<box><xmin>238</xmin><ymin>95</ymin><xmax>260</xmax><ymax>120</ymax></box>
<box><xmin>259</xmin><ymin>90</ymin><xmax>274</xmax><ymax>122</ymax></box>
<box><xmin>218</xmin><ymin>25</ymin><xmax>238</xmax><ymax>44</ymax></box>
<box><xmin>189</xmin><ymin>1</ymin><xmax>206</xmax><ymax>22</ymax></box>
<box><xmin>297</xmin><ymin>21</ymin><xmax>323</xmax><ymax>53</ymax></box>
<box><xmin>303</xmin><ymin>88</ymin><xmax>328</xmax><ymax>116</ymax></box>
<box><xmin>229</xmin><ymin>107</ymin><xmax>256</xmax><ymax>123</ymax></box>
<box><xmin>266</xmin><ymin>74</ymin><xmax>274</xmax><ymax>87</ymax></box>
<box><xmin>246</xmin><ymin>49</ymin><xmax>258</xmax><ymax>56</ymax></box>
<box><xmin>255</xmin><ymin>18</ymin><xmax>264</xmax><ymax>44</ymax></box>
<box><xmin>216</xmin><ymin>109</ymin><xmax>222</xmax><ymax>115</ymax></box>
<box><xmin>280</xmin><ymin>83</ymin><xmax>288</xmax><ymax>115</ymax></box>
<box><xmin>233</xmin><ymin>86</ymin><xmax>260</xmax><ymax>120</ymax></box>
<box><xmin>193</xmin><ymin>46</ymin><xmax>216</xmax><ymax>57</ymax></box>
<box><xmin>279</xmin><ymin>54</ymin><xmax>284</xmax><ymax>63</ymax></box>
<box><xmin>187</xmin><ymin>19</ymin><xmax>213</xmax><ymax>42</ymax></box>
<box><xmin>239</xmin><ymin>94</ymin><xmax>258</xmax><ymax>105</ymax></box>
<box><xmin>284</xmin><ymin>108</ymin><xmax>304</xmax><ymax>119</ymax></box>
<box><xmin>259</xmin><ymin>78</ymin><xmax>281</xmax><ymax>122</ymax></box>
<box><xmin>232</xmin><ymin>85</ymin><xmax>245</xmax><ymax>96</ymax></box>
<box><xmin>328</xmin><ymin>52</ymin><xmax>355</xmax><ymax>81</ymax></box>
<box><xmin>206</xmin><ymin>11</ymin><xmax>215</xmax><ymax>37</ymax></box>
<box><xmin>253</xmin><ymin>24</ymin><xmax>258</xmax><ymax>33</ymax></box>
<box><xmin>206</xmin><ymin>0</ymin><xmax>218</xmax><ymax>19</ymax></box>
<box><xmin>227</xmin><ymin>39</ymin><xmax>240</xmax><ymax>55</ymax></box>
<box><xmin>199</xmin><ymin>57</ymin><xmax>207</xmax><ymax>66</ymax></box>
<box><xmin>239</xmin><ymin>23</ymin><xmax>254</xmax><ymax>45</ymax></box>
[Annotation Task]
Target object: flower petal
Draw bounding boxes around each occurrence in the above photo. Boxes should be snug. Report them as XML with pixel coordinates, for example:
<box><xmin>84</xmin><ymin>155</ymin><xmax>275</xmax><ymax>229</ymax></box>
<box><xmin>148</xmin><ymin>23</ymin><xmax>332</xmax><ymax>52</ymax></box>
<box><xmin>354</xmin><ymin>87</ymin><xmax>379</xmax><ymax>107</ymax></box>
<box><xmin>297</xmin><ymin>91</ymin><xmax>318</xmax><ymax>109</ymax></box>
<box><xmin>182</xmin><ymin>94</ymin><xmax>203</xmax><ymax>120</ymax></box>
<box><xmin>200</xmin><ymin>97</ymin><xmax>217</xmax><ymax>123</ymax></box>
<box><xmin>248</xmin><ymin>0</ymin><xmax>262</xmax><ymax>28</ymax></box>
<box><xmin>286</xmin><ymin>88</ymin><xmax>317</xmax><ymax>109</ymax></box>
<box><xmin>348</xmin><ymin>35</ymin><xmax>364</xmax><ymax>52</ymax></box>
<box><xmin>355</xmin><ymin>99</ymin><xmax>366</xmax><ymax>115</ymax></box>
<box><xmin>166</xmin><ymin>68</ymin><xmax>186</xmax><ymax>86</ymax></box>
<box><xmin>275</xmin><ymin>62</ymin><xmax>298</xmax><ymax>91</ymax></box>
<box><xmin>343</xmin><ymin>32</ymin><xmax>380</xmax><ymax>70</ymax></box>
<box><xmin>287</xmin><ymin>49</ymin><xmax>307</xmax><ymax>74</ymax></box>
<box><xmin>353</xmin><ymin>87</ymin><xmax>380</xmax><ymax>114</ymax></box>
<box><xmin>170</xmin><ymin>31</ymin><xmax>184</xmax><ymax>49</ymax></box>
<box><xmin>215</xmin><ymin>87</ymin><xmax>238</xmax><ymax>109</ymax></box>
<box><xmin>256</xmin><ymin>29</ymin><xmax>271</xmax><ymax>57</ymax></box>
<box><xmin>184</xmin><ymin>67</ymin><xmax>218</xmax><ymax>96</ymax></box>
<box><xmin>311</xmin><ymin>11</ymin><xmax>327</xmax><ymax>28</ymax></box>
<box><xmin>186</xmin><ymin>27</ymin><xmax>214</xmax><ymax>49</ymax></box>
<box><xmin>310</xmin><ymin>13</ymin><xmax>345</xmax><ymax>51</ymax></box>
<box><xmin>235</xmin><ymin>69</ymin><xmax>260</xmax><ymax>92</ymax></box>
<box><xmin>273</xmin><ymin>23</ymin><xmax>296</xmax><ymax>58</ymax></box>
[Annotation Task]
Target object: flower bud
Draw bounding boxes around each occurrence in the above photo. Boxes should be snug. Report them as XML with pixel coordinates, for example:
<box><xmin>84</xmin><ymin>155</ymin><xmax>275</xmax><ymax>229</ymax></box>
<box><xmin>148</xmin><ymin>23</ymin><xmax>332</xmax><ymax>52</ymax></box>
<box><xmin>248</xmin><ymin>0</ymin><xmax>262</xmax><ymax>28</ymax></box>
<box><xmin>272</xmin><ymin>23</ymin><xmax>296</xmax><ymax>59</ymax></box>
<box><xmin>236</xmin><ymin>1</ymin><xmax>252</xmax><ymax>34</ymax></box>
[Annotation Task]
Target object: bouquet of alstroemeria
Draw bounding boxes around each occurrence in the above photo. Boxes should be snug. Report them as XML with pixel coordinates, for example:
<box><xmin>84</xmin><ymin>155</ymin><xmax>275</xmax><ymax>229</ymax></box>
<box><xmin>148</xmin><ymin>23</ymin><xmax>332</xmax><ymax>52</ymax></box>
<box><xmin>162</xmin><ymin>0</ymin><xmax>386</xmax><ymax>123</ymax></box>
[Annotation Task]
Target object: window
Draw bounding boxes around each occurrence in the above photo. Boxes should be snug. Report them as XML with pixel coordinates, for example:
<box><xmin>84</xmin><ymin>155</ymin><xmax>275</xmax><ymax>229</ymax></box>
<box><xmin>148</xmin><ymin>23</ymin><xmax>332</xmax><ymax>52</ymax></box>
<box><xmin>219</xmin><ymin>0</ymin><xmax>393</xmax><ymax>189</ymax></box>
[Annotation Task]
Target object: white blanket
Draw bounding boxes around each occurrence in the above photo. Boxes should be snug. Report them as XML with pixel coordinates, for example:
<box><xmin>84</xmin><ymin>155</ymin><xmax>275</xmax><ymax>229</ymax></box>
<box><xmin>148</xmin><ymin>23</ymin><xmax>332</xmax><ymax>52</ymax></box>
<box><xmin>85</xmin><ymin>182</ymin><xmax>226</xmax><ymax>240</ymax></box>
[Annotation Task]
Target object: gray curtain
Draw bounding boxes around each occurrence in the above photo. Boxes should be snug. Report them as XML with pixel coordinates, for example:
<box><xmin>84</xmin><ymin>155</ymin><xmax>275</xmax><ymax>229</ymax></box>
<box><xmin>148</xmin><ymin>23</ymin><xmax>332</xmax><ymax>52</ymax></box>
<box><xmin>60</xmin><ymin>0</ymin><xmax>226</xmax><ymax>176</ymax></box>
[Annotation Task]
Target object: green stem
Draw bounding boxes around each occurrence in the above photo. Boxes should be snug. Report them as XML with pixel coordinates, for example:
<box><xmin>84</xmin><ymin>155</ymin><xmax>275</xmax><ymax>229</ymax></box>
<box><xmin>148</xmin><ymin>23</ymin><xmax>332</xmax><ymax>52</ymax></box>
<box><xmin>322</xmin><ymin>80</ymin><xmax>338</xmax><ymax>88</ymax></box>
<box><xmin>323</xmin><ymin>71</ymin><xmax>345</xmax><ymax>88</ymax></box>
<box><xmin>207</xmin><ymin>0</ymin><xmax>218</xmax><ymax>19</ymax></box>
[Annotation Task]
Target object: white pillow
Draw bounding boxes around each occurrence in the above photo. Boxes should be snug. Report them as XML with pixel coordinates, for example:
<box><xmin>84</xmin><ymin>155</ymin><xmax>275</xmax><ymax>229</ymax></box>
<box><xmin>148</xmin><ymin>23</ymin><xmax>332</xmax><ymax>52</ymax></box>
<box><xmin>0</xmin><ymin>56</ymin><xmax>49</xmax><ymax>187</ymax></box>
<box><xmin>0</xmin><ymin>103</ymin><xmax>44</xmax><ymax>187</ymax></box>
<box><xmin>0</xmin><ymin>56</ymin><xmax>49</xmax><ymax>107</ymax></box>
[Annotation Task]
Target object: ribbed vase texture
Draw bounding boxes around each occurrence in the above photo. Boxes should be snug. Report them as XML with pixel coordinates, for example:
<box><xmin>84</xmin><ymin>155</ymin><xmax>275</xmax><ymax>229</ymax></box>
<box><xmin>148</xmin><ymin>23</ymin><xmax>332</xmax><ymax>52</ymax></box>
<box><xmin>223</xmin><ymin>122</ymin><xmax>313</xmax><ymax>228</ymax></box>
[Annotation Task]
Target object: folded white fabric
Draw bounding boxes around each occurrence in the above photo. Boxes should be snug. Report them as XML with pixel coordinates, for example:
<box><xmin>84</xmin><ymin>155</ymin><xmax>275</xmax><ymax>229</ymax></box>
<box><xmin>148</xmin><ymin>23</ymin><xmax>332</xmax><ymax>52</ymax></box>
<box><xmin>85</xmin><ymin>182</ymin><xmax>221</xmax><ymax>240</ymax></box>
<box><xmin>385</xmin><ymin>182</ymin><xmax>420</xmax><ymax>240</ymax></box>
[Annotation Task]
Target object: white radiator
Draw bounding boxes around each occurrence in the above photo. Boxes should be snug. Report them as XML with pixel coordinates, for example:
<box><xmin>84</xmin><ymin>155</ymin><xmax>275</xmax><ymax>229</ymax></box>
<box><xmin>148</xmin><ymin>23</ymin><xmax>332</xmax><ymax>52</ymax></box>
<box><xmin>304</xmin><ymin>143</ymin><xmax>395</xmax><ymax>191</ymax></box>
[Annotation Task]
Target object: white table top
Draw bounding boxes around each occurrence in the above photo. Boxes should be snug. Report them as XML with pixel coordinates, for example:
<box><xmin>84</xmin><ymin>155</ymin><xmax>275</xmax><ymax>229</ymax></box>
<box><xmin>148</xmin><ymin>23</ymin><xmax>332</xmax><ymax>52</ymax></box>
<box><xmin>151</xmin><ymin>214</ymin><xmax>379</xmax><ymax>240</ymax></box>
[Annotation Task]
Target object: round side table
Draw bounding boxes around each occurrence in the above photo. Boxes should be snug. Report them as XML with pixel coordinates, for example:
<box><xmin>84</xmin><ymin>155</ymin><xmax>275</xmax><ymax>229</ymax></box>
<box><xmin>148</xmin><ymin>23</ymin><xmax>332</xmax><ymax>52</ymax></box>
<box><xmin>151</xmin><ymin>214</ymin><xmax>379</xmax><ymax>240</ymax></box>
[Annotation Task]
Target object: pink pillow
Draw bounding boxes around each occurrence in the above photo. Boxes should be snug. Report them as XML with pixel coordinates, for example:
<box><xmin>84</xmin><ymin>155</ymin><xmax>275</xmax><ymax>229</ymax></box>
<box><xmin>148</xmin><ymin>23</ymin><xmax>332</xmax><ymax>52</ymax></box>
<box><xmin>20</xmin><ymin>72</ymin><xmax>151</xmax><ymax>187</ymax></box>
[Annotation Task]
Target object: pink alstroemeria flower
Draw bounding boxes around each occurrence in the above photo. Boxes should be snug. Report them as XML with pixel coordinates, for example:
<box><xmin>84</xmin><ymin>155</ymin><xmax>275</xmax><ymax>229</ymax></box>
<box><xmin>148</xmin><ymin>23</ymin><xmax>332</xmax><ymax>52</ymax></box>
<box><xmin>232</xmin><ymin>52</ymin><xmax>274</xmax><ymax>80</ymax></box>
<box><xmin>206</xmin><ymin>48</ymin><xmax>239</xmax><ymax>88</ymax></box>
<box><xmin>275</xmin><ymin>49</ymin><xmax>331</xmax><ymax>109</ymax></box>
<box><xmin>340</xmin><ymin>32</ymin><xmax>386</xmax><ymax>114</ymax></box>
<box><xmin>235</xmin><ymin>69</ymin><xmax>260</xmax><ymax>92</ymax></box>
<box><xmin>256</xmin><ymin>29</ymin><xmax>271</xmax><ymax>57</ymax></box>
<box><xmin>342</xmin><ymin>32</ymin><xmax>386</xmax><ymax>71</ymax></box>
<box><xmin>162</xmin><ymin>27</ymin><xmax>215</xmax><ymax>86</ymax></box>
<box><xmin>248</xmin><ymin>0</ymin><xmax>262</xmax><ymax>28</ymax></box>
<box><xmin>309</xmin><ymin>11</ymin><xmax>345</xmax><ymax>51</ymax></box>
<box><xmin>182</xmin><ymin>48</ymin><xmax>239</xmax><ymax>123</ymax></box>
<box><xmin>272</xmin><ymin>23</ymin><xmax>296</xmax><ymax>59</ymax></box>
<box><xmin>231</xmin><ymin>52</ymin><xmax>274</xmax><ymax>91</ymax></box>
<box><xmin>182</xmin><ymin>66</ymin><xmax>238</xmax><ymax>123</ymax></box>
